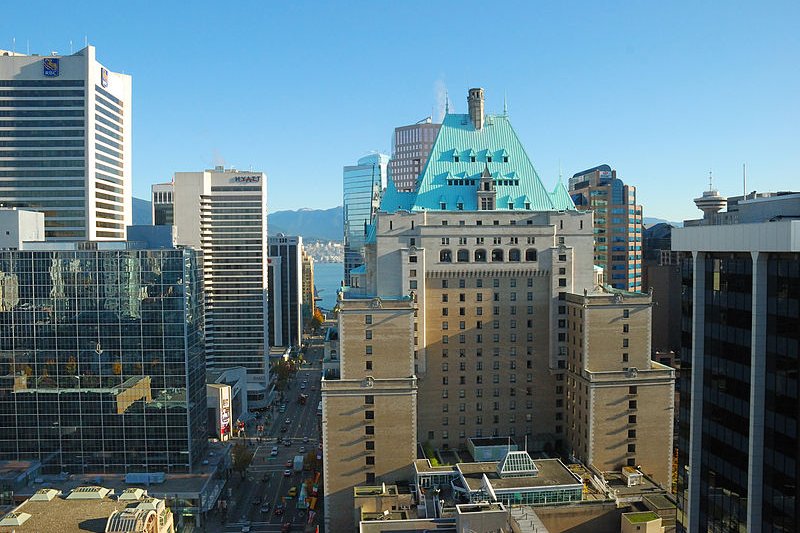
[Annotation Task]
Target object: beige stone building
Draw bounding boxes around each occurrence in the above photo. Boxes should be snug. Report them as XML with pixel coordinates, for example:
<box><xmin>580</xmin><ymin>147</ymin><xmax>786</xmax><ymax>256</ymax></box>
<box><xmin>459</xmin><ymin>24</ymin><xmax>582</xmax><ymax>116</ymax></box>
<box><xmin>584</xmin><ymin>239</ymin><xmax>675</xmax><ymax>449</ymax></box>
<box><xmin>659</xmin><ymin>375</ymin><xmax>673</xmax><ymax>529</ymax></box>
<box><xmin>322</xmin><ymin>298</ymin><xmax>418</xmax><ymax>533</ymax></box>
<box><xmin>301</xmin><ymin>247</ymin><xmax>315</xmax><ymax>324</ymax></box>
<box><xmin>564</xmin><ymin>289</ymin><xmax>675</xmax><ymax>488</ymax></box>
<box><xmin>324</xmin><ymin>89</ymin><xmax>676</xmax><ymax>531</ymax></box>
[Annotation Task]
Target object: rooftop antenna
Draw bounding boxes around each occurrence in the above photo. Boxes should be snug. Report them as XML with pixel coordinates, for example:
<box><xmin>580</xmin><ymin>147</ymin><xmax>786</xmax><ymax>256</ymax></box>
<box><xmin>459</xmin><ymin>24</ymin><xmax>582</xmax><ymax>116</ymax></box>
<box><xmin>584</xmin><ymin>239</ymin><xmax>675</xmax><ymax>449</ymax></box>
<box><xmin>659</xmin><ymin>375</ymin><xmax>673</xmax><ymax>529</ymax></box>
<box><xmin>503</xmin><ymin>91</ymin><xmax>508</xmax><ymax>116</ymax></box>
<box><xmin>445</xmin><ymin>90</ymin><xmax>449</xmax><ymax>115</ymax></box>
<box><xmin>742</xmin><ymin>163</ymin><xmax>747</xmax><ymax>197</ymax></box>
<box><xmin>708</xmin><ymin>170</ymin><xmax>714</xmax><ymax>191</ymax></box>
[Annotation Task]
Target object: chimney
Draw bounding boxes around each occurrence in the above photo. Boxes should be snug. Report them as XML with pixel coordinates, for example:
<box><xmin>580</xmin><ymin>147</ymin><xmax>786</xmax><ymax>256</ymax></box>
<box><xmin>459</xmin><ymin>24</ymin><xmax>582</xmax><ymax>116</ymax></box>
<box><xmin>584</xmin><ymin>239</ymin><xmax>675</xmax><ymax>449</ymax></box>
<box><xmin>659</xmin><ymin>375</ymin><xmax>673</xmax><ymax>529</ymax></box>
<box><xmin>467</xmin><ymin>88</ymin><xmax>485</xmax><ymax>130</ymax></box>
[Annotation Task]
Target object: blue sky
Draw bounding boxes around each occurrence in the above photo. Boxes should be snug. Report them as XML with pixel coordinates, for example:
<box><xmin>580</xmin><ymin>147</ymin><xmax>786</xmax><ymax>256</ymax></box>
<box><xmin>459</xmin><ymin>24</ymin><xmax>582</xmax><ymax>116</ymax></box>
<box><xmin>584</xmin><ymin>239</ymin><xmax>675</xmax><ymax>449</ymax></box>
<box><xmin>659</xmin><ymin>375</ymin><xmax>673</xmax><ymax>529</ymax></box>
<box><xmin>4</xmin><ymin>1</ymin><xmax>798</xmax><ymax>221</ymax></box>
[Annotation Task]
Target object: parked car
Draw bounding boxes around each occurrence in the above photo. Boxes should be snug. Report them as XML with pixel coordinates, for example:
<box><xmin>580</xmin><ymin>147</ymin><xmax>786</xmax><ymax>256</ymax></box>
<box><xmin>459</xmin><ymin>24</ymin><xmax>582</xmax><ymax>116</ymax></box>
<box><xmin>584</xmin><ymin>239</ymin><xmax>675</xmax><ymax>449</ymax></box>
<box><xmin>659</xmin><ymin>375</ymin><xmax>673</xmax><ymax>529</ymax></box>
<box><xmin>283</xmin><ymin>469</ymin><xmax>292</xmax><ymax>477</ymax></box>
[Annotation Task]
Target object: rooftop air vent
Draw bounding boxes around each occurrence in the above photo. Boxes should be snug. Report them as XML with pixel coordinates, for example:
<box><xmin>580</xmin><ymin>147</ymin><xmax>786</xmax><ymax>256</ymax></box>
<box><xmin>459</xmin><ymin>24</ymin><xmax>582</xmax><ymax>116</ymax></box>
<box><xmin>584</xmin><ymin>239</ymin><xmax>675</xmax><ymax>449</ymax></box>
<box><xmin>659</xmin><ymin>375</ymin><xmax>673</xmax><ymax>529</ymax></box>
<box><xmin>0</xmin><ymin>511</ymin><xmax>32</xmax><ymax>526</ymax></box>
<box><xmin>30</xmin><ymin>488</ymin><xmax>60</xmax><ymax>501</ymax></box>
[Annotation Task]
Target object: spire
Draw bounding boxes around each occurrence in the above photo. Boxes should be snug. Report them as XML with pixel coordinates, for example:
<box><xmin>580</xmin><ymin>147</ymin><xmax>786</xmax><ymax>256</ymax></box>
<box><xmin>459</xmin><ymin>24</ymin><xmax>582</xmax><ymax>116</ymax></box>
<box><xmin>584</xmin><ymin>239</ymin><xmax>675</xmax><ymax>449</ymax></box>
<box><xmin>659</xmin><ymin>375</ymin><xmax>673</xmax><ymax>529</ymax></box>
<box><xmin>708</xmin><ymin>170</ymin><xmax>714</xmax><ymax>191</ymax></box>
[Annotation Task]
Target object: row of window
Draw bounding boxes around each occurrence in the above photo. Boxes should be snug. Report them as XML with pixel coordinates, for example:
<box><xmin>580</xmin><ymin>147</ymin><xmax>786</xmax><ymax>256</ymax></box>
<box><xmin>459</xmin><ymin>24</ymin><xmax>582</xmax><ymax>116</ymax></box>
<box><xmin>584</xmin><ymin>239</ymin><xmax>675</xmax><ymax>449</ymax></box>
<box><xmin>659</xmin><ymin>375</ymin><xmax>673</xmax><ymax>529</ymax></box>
<box><xmin>439</xmin><ymin>248</ymin><xmax>537</xmax><ymax>262</ymax></box>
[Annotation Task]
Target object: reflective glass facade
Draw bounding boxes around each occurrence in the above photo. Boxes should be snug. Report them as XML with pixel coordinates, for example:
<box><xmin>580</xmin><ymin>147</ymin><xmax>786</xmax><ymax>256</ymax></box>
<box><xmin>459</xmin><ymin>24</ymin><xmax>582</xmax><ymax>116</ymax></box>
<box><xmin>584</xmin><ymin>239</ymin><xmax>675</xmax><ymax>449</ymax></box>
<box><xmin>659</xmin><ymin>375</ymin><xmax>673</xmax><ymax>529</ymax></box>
<box><xmin>343</xmin><ymin>154</ymin><xmax>388</xmax><ymax>286</ymax></box>
<box><xmin>0</xmin><ymin>245</ymin><xmax>206</xmax><ymax>473</ymax></box>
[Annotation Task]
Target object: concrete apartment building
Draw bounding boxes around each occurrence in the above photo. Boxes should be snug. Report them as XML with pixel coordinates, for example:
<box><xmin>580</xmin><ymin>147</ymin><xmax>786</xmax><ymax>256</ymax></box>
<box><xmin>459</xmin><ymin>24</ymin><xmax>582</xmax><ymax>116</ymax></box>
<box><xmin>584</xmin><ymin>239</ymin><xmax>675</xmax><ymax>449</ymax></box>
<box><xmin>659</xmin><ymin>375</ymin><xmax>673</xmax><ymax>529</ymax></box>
<box><xmin>389</xmin><ymin>119</ymin><xmax>440</xmax><ymax>192</ymax></box>
<box><xmin>151</xmin><ymin>181</ymin><xmax>174</xmax><ymax>225</ymax></box>
<box><xmin>322</xmin><ymin>297</ymin><xmax>418</xmax><ymax>533</ymax></box>
<box><xmin>152</xmin><ymin>168</ymin><xmax>270</xmax><ymax>405</ymax></box>
<box><xmin>565</xmin><ymin>289</ymin><xmax>675</xmax><ymax>487</ymax></box>
<box><xmin>0</xmin><ymin>45</ymin><xmax>132</xmax><ymax>241</ymax></box>
<box><xmin>569</xmin><ymin>165</ymin><xmax>643</xmax><ymax>292</ymax></box>
<box><xmin>673</xmin><ymin>188</ymin><xmax>800</xmax><ymax>533</ymax></box>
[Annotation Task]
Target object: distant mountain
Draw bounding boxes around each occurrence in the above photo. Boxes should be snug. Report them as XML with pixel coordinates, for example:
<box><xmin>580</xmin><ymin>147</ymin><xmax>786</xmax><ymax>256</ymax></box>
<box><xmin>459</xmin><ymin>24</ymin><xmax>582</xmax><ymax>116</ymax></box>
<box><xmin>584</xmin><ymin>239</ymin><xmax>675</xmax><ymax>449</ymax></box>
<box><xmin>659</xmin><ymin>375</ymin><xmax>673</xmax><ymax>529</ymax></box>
<box><xmin>643</xmin><ymin>216</ymin><xmax>682</xmax><ymax>228</ymax></box>
<box><xmin>132</xmin><ymin>197</ymin><xmax>151</xmax><ymax>225</ymax></box>
<box><xmin>269</xmin><ymin>207</ymin><xmax>343</xmax><ymax>242</ymax></box>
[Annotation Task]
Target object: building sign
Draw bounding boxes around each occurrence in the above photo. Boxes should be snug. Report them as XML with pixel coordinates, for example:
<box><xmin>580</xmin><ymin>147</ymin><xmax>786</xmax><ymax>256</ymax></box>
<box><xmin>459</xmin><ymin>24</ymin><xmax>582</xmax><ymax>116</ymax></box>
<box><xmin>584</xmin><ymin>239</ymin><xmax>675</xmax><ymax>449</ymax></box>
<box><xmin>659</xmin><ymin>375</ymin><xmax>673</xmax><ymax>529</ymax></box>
<box><xmin>598</xmin><ymin>170</ymin><xmax>612</xmax><ymax>182</ymax></box>
<box><xmin>43</xmin><ymin>58</ymin><xmax>59</xmax><ymax>77</ymax></box>
<box><xmin>101</xmin><ymin>67</ymin><xmax>109</xmax><ymax>88</ymax></box>
<box><xmin>232</xmin><ymin>175</ymin><xmax>261</xmax><ymax>183</ymax></box>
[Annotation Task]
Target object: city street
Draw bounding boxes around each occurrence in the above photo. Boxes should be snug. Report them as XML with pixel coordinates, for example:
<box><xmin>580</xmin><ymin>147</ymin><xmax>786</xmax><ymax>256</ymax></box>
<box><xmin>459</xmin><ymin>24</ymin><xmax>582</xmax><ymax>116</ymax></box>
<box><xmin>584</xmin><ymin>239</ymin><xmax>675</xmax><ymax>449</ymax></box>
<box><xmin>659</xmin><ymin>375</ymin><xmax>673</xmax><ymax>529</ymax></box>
<box><xmin>208</xmin><ymin>334</ymin><xmax>325</xmax><ymax>533</ymax></box>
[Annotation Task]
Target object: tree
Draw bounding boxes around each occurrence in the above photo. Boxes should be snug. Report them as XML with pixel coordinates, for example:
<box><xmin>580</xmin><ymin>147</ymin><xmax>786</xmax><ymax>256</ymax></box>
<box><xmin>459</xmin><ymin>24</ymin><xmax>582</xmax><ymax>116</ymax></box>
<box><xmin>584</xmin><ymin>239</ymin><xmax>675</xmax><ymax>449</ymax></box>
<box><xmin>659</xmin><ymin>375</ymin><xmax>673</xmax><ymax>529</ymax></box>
<box><xmin>231</xmin><ymin>443</ymin><xmax>254</xmax><ymax>479</ymax></box>
<box><xmin>310</xmin><ymin>308</ymin><xmax>324</xmax><ymax>332</ymax></box>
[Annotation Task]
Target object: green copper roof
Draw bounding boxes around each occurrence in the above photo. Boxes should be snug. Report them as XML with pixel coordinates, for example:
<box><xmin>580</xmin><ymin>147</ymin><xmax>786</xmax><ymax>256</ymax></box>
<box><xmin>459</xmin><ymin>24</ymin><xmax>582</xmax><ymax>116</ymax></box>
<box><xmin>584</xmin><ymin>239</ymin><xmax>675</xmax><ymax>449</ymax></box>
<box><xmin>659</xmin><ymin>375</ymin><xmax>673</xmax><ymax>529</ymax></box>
<box><xmin>380</xmin><ymin>112</ymin><xmax>575</xmax><ymax>212</ymax></box>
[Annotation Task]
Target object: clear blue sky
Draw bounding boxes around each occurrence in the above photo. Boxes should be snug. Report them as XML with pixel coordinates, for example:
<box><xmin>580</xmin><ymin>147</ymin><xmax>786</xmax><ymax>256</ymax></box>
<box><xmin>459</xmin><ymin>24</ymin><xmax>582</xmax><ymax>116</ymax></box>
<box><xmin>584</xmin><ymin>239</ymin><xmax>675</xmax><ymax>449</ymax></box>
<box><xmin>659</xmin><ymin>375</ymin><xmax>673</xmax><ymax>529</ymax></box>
<box><xmin>4</xmin><ymin>1</ymin><xmax>799</xmax><ymax>221</ymax></box>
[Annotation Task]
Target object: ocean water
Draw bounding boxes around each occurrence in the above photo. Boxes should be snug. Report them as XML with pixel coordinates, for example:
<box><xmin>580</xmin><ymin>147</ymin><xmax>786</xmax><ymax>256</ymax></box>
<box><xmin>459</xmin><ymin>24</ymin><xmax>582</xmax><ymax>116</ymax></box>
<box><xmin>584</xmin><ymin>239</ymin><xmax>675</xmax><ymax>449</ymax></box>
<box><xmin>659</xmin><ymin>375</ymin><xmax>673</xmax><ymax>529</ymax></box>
<box><xmin>314</xmin><ymin>262</ymin><xmax>343</xmax><ymax>311</ymax></box>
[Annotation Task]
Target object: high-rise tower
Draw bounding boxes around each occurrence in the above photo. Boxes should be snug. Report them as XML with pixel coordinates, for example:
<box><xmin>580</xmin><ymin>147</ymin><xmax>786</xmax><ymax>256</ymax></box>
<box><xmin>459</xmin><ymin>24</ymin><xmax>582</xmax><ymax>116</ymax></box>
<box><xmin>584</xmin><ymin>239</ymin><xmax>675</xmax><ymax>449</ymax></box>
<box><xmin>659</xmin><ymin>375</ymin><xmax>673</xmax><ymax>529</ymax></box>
<box><xmin>0</xmin><ymin>46</ymin><xmax>132</xmax><ymax>240</ymax></box>
<box><xmin>569</xmin><ymin>165</ymin><xmax>643</xmax><ymax>291</ymax></box>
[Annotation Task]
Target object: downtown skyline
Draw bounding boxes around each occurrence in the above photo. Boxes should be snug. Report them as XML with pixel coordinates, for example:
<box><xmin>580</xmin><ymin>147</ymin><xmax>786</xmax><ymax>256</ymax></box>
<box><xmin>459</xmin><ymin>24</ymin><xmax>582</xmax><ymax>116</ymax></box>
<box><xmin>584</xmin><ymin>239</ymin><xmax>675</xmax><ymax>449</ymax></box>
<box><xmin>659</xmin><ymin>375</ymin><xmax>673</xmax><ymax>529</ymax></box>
<box><xmin>3</xmin><ymin>1</ymin><xmax>798</xmax><ymax>221</ymax></box>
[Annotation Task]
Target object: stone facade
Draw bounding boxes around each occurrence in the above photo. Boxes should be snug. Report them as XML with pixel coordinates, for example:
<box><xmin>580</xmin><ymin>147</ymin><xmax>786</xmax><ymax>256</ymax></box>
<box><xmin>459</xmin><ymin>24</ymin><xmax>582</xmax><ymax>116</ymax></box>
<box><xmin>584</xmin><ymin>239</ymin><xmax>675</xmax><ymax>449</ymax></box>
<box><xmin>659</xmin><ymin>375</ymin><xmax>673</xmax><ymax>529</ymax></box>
<box><xmin>564</xmin><ymin>290</ymin><xmax>675</xmax><ymax>488</ymax></box>
<box><xmin>322</xmin><ymin>298</ymin><xmax>417</xmax><ymax>533</ymax></box>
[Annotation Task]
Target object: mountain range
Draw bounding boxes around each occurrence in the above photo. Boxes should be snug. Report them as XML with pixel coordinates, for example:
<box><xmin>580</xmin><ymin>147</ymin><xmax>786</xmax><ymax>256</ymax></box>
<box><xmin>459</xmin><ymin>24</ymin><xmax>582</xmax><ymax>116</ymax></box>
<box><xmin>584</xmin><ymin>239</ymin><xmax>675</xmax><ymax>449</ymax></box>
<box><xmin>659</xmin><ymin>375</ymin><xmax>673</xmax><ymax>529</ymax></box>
<box><xmin>132</xmin><ymin>198</ymin><xmax>344</xmax><ymax>242</ymax></box>
<box><xmin>132</xmin><ymin>198</ymin><xmax>680</xmax><ymax>238</ymax></box>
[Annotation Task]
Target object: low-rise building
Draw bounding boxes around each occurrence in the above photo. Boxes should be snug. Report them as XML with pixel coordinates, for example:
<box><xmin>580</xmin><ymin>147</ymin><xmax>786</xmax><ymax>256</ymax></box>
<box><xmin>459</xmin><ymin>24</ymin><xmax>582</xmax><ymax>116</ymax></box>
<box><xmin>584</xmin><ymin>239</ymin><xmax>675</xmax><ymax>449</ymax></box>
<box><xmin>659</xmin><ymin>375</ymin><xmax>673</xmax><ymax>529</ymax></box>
<box><xmin>0</xmin><ymin>486</ymin><xmax>173</xmax><ymax>533</ymax></box>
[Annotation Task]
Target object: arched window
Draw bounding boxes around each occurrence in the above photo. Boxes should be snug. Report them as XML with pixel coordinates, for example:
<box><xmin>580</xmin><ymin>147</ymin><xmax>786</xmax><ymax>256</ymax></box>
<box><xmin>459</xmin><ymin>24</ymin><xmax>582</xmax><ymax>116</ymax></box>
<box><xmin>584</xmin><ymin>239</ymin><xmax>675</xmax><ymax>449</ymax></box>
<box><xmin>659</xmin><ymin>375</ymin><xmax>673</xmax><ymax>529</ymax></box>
<box><xmin>491</xmin><ymin>249</ymin><xmax>504</xmax><ymax>262</ymax></box>
<box><xmin>525</xmin><ymin>248</ymin><xmax>538</xmax><ymax>261</ymax></box>
<box><xmin>474</xmin><ymin>249</ymin><xmax>487</xmax><ymax>262</ymax></box>
<box><xmin>440</xmin><ymin>249</ymin><xmax>452</xmax><ymax>263</ymax></box>
<box><xmin>509</xmin><ymin>249</ymin><xmax>521</xmax><ymax>262</ymax></box>
<box><xmin>457</xmin><ymin>249</ymin><xmax>470</xmax><ymax>262</ymax></box>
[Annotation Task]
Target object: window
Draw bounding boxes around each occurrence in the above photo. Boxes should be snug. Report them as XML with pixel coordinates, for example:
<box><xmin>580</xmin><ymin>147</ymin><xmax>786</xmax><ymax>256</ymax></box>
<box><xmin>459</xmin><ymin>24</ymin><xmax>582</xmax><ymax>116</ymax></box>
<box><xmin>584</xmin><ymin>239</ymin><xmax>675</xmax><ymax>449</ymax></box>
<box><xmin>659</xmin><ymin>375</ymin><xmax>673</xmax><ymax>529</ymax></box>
<box><xmin>623</xmin><ymin>309</ymin><xmax>630</xmax><ymax>318</ymax></box>
<box><xmin>629</xmin><ymin>400</ymin><xmax>637</xmax><ymax>409</ymax></box>
<box><xmin>365</xmin><ymin>361</ymin><xmax>373</xmax><ymax>370</ymax></box>
<box><xmin>409</xmin><ymin>280</ymin><xmax>417</xmax><ymax>289</ymax></box>
<box><xmin>628</xmin><ymin>415</ymin><xmax>637</xmax><ymax>424</ymax></box>
<box><xmin>365</xmin><ymin>410</ymin><xmax>374</xmax><ymax>420</ymax></box>
<box><xmin>366</xmin><ymin>345</ymin><xmax>373</xmax><ymax>355</ymax></box>
<box><xmin>365</xmin><ymin>395</ymin><xmax>374</xmax><ymax>404</ymax></box>
<box><xmin>623</xmin><ymin>353</ymin><xmax>629</xmax><ymax>362</ymax></box>
<box><xmin>410</xmin><ymin>269</ymin><xmax>417</xmax><ymax>277</ymax></box>
<box><xmin>442</xmin><ymin>308</ymin><xmax>449</xmax><ymax>316</ymax></box>
<box><xmin>509</xmin><ymin>249</ymin><xmax>521</xmax><ymax>261</ymax></box>
<box><xmin>525</xmin><ymin>249</ymin><xmax>537</xmax><ymax>261</ymax></box>
<box><xmin>622</xmin><ymin>338</ymin><xmax>629</xmax><ymax>348</ymax></box>
<box><xmin>366</xmin><ymin>441</ymin><xmax>375</xmax><ymax>450</ymax></box>
<box><xmin>365</xmin><ymin>330</ymin><xmax>372</xmax><ymax>340</ymax></box>
<box><xmin>365</xmin><ymin>315</ymin><xmax>372</xmax><ymax>325</ymax></box>
<box><xmin>627</xmin><ymin>444</ymin><xmax>636</xmax><ymax>453</ymax></box>
<box><xmin>440</xmin><ymin>249</ymin><xmax>452</xmax><ymax>262</ymax></box>
<box><xmin>366</xmin><ymin>473</ymin><xmax>375</xmax><ymax>484</ymax></box>
<box><xmin>442</xmin><ymin>294</ymin><xmax>449</xmax><ymax>303</ymax></box>
<box><xmin>628</xmin><ymin>429</ymin><xmax>636</xmax><ymax>438</ymax></box>
<box><xmin>474</xmin><ymin>249</ymin><xmax>487</xmax><ymax>262</ymax></box>
<box><xmin>366</xmin><ymin>426</ymin><xmax>375</xmax><ymax>435</ymax></box>
<box><xmin>442</xmin><ymin>279</ymin><xmax>449</xmax><ymax>288</ymax></box>
<box><xmin>457</xmin><ymin>249</ymin><xmax>469</xmax><ymax>262</ymax></box>
<box><xmin>629</xmin><ymin>386</ymin><xmax>637</xmax><ymax>394</ymax></box>
<box><xmin>491</xmin><ymin>249</ymin><xmax>504</xmax><ymax>262</ymax></box>
<box><xmin>409</xmin><ymin>255</ymin><xmax>417</xmax><ymax>263</ymax></box>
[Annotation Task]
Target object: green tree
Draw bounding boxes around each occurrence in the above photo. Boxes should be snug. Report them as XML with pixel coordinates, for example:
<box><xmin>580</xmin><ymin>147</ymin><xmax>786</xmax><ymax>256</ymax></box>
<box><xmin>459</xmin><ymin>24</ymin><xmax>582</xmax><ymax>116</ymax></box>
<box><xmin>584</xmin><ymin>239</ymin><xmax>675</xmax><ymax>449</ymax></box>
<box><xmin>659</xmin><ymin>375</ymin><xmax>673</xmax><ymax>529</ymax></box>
<box><xmin>231</xmin><ymin>443</ymin><xmax>254</xmax><ymax>479</ymax></box>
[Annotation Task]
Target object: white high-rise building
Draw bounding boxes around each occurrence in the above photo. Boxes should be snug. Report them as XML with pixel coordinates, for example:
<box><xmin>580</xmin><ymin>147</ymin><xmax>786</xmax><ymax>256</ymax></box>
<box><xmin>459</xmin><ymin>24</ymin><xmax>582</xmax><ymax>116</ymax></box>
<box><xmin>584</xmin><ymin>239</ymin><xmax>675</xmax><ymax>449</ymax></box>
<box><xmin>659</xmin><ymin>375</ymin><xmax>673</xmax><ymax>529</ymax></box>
<box><xmin>0</xmin><ymin>45</ymin><xmax>132</xmax><ymax>240</ymax></box>
<box><xmin>166</xmin><ymin>167</ymin><xmax>270</xmax><ymax>403</ymax></box>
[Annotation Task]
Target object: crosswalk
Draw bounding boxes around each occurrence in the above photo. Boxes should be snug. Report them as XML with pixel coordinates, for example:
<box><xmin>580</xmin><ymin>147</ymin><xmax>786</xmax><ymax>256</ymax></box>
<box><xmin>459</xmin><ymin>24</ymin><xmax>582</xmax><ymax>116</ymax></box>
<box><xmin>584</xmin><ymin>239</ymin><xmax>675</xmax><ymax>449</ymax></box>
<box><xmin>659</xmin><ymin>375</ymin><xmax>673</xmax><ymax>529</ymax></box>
<box><xmin>223</xmin><ymin>519</ymin><xmax>304</xmax><ymax>532</ymax></box>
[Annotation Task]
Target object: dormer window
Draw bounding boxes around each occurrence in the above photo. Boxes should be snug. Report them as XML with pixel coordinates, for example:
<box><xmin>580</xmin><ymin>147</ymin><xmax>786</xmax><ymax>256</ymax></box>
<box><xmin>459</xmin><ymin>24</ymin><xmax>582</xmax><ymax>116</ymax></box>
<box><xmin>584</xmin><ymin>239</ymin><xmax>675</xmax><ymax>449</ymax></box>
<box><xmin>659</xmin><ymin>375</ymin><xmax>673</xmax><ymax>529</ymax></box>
<box><xmin>440</xmin><ymin>202</ymin><xmax>446</xmax><ymax>210</ymax></box>
<box><xmin>508</xmin><ymin>203</ymin><xmax>514</xmax><ymax>210</ymax></box>
<box><xmin>470</xmin><ymin>156</ymin><xmax>476</xmax><ymax>163</ymax></box>
<box><xmin>454</xmin><ymin>155</ymin><xmax>460</xmax><ymax>163</ymax></box>
<box><xmin>487</xmin><ymin>155</ymin><xmax>492</xmax><ymax>163</ymax></box>
<box><xmin>457</xmin><ymin>202</ymin><xmax>464</xmax><ymax>210</ymax></box>
<box><xmin>525</xmin><ymin>202</ymin><xmax>531</xmax><ymax>210</ymax></box>
<box><xmin>503</xmin><ymin>156</ymin><xmax>509</xmax><ymax>163</ymax></box>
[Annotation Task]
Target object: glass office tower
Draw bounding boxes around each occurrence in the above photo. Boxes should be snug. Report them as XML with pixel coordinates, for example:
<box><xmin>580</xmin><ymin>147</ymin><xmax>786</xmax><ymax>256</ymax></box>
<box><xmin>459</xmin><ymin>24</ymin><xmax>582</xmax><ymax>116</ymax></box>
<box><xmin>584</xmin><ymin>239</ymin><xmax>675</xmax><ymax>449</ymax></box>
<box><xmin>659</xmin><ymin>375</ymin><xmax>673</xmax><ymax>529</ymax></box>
<box><xmin>343</xmin><ymin>153</ymin><xmax>388</xmax><ymax>286</ymax></box>
<box><xmin>0</xmin><ymin>242</ymin><xmax>206</xmax><ymax>473</ymax></box>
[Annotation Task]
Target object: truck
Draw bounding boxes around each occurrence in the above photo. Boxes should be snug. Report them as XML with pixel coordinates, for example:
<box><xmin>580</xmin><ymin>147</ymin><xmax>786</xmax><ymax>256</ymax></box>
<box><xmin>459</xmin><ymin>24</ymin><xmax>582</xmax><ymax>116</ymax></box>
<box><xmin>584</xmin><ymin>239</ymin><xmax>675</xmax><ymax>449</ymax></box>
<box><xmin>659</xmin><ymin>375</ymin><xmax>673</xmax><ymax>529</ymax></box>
<box><xmin>293</xmin><ymin>455</ymin><xmax>304</xmax><ymax>472</ymax></box>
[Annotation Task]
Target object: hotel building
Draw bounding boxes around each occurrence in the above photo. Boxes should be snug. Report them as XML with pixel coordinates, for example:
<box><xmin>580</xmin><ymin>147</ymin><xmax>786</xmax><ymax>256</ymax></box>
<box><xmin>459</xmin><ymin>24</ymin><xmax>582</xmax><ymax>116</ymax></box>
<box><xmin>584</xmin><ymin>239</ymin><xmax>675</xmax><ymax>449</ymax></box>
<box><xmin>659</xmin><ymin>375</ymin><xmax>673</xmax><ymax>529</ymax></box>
<box><xmin>156</xmin><ymin>168</ymin><xmax>270</xmax><ymax>401</ymax></box>
<box><xmin>0</xmin><ymin>46</ymin><xmax>132</xmax><ymax>240</ymax></box>
<box><xmin>324</xmin><ymin>89</ymin><xmax>674</xmax><ymax>531</ymax></box>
